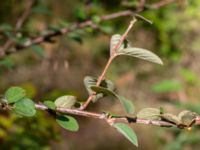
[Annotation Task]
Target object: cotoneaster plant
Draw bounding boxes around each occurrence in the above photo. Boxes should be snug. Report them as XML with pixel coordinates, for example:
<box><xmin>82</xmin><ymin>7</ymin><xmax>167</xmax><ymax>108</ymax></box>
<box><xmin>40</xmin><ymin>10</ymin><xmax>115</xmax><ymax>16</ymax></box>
<box><xmin>1</xmin><ymin>16</ymin><xmax>200</xmax><ymax>147</ymax></box>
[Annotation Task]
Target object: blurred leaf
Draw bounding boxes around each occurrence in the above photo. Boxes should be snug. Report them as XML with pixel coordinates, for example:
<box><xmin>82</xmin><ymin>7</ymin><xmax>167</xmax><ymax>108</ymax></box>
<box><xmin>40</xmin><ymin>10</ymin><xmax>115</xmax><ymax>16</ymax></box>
<box><xmin>137</xmin><ymin>108</ymin><xmax>160</xmax><ymax>120</ymax></box>
<box><xmin>117</xmin><ymin>96</ymin><xmax>135</xmax><ymax>114</ymax></box>
<box><xmin>30</xmin><ymin>45</ymin><xmax>45</xmax><ymax>57</ymax></box>
<box><xmin>32</xmin><ymin>6</ymin><xmax>52</xmax><ymax>15</ymax></box>
<box><xmin>92</xmin><ymin>15</ymin><xmax>101</xmax><ymax>24</ymax></box>
<box><xmin>14</xmin><ymin>98</ymin><xmax>36</xmax><ymax>117</ymax></box>
<box><xmin>68</xmin><ymin>32</ymin><xmax>83</xmax><ymax>44</ymax></box>
<box><xmin>152</xmin><ymin>80</ymin><xmax>182</xmax><ymax>93</ymax></box>
<box><xmin>5</xmin><ymin>87</ymin><xmax>26</xmax><ymax>104</ymax></box>
<box><xmin>114</xmin><ymin>123</ymin><xmax>138</xmax><ymax>147</ymax></box>
<box><xmin>0</xmin><ymin>57</ymin><xmax>14</xmax><ymax>69</ymax></box>
<box><xmin>56</xmin><ymin>115</ymin><xmax>79</xmax><ymax>132</ymax></box>
<box><xmin>180</xmin><ymin>68</ymin><xmax>198</xmax><ymax>84</ymax></box>
<box><xmin>44</xmin><ymin>101</ymin><xmax>56</xmax><ymax>110</ymax></box>
<box><xmin>0</xmin><ymin>23</ymin><xmax>13</xmax><ymax>31</ymax></box>
<box><xmin>55</xmin><ymin>95</ymin><xmax>76</xmax><ymax>109</ymax></box>
<box><xmin>117</xmin><ymin>47</ymin><xmax>163</xmax><ymax>65</ymax></box>
<box><xmin>100</xmin><ymin>25</ymin><xmax>113</xmax><ymax>34</ymax></box>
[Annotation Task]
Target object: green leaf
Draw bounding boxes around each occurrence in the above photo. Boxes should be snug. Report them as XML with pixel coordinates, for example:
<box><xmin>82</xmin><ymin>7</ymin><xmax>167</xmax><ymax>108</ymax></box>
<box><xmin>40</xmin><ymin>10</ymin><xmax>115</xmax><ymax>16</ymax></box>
<box><xmin>44</xmin><ymin>101</ymin><xmax>56</xmax><ymax>110</ymax></box>
<box><xmin>117</xmin><ymin>96</ymin><xmax>135</xmax><ymax>114</ymax></box>
<box><xmin>152</xmin><ymin>80</ymin><xmax>182</xmax><ymax>93</ymax></box>
<box><xmin>161</xmin><ymin>113</ymin><xmax>181</xmax><ymax>125</ymax></box>
<box><xmin>114</xmin><ymin>123</ymin><xmax>138</xmax><ymax>147</ymax></box>
<box><xmin>84</xmin><ymin>76</ymin><xmax>114</xmax><ymax>102</ymax></box>
<box><xmin>91</xmin><ymin>86</ymin><xmax>135</xmax><ymax>114</ymax></box>
<box><xmin>56</xmin><ymin>115</ymin><xmax>79</xmax><ymax>132</ymax></box>
<box><xmin>110</xmin><ymin>34</ymin><xmax>131</xmax><ymax>57</ymax></box>
<box><xmin>30</xmin><ymin>45</ymin><xmax>45</xmax><ymax>57</ymax></box>
<box><xmin>5</xmin><ymin>87</ymin><xmax>26</xmax><ymax>104</ymax></box>
<box><xmin>55</xmin><ymin>95</ymin><xmax>76</xmax><ymax>109</ymax></box>
<box><xmin>117</xmin><ymin>47</ymin><xmax>163</xmax><ymax>65</ymax></box>
<box><xmin>178</xmin><ymin>110</ymin><xmax>197</xmax><ymax>126</ymax></box>
<box><xmin>0</xmin><ymin>57</ymin><xmax>14</xmax><ymax>69</ymax></box>
<box><xmin>68</xmin><ymin>32</ymin><xmax>83</xmax><ymax>44</ymax></box>
<box><xmin>92</xmin><ymin>15</ymin><xmax>101</xmax><ymax>24</ymax></box>
<box><xmin>137</xmin><ymin>108</ymin><xmax>161</xmax><ymax>120</ymax></box>
<box><xmin>91</xmin><ymin>86</ymin><xmax>116</xmax><ymax>97</ymax></box>
<box><xmin>14</xmin><ymin>98</ymin><xmax>36</xmax><ymax>117</ymax></box>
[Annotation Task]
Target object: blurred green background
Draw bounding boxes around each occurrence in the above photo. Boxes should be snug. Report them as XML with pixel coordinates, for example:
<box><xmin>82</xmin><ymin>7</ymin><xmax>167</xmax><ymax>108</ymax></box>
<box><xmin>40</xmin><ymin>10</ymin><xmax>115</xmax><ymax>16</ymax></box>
<box><xmin>0</xmin><ymin>0</ymin><xmax>200</xmax><ymax>149</ymax></box>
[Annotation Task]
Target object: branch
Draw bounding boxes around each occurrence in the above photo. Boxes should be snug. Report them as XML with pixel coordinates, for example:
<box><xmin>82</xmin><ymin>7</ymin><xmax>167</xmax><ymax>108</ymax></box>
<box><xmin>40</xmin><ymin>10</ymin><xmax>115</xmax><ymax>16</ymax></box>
<box><xmin>34</xmin><ymin>103</ymin><xmax>200</xmax><ymax>128</ymax></box>
<box><xmin>80</xmin><ymin>18</ymin><xmax>137</xmax><ymax>110</ymax></box>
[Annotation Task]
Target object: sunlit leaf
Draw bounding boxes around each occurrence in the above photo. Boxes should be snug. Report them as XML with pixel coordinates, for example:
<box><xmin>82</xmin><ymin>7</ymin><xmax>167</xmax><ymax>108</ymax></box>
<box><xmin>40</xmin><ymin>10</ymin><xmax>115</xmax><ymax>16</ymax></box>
<box><xmin>117</xmin><ymin>47</ymin><xmax>163</xmax><ymax>65</ymax></box>
<box><xmin>114</xmin><ymin>123</ymin><xmax>138</xmax><ymax>147</ymax></box>
<box><xmin>55</xmin><ymin>95</ymin><xmax>76</xmax><ymax>109</ymax></box>
<box><xmin>14</xmin><ymin>98</ymin><xmax>36</xmax><ymax>117</ymax></box>
<box><xmin>137</xmin><ymin>108</ymin><xmax>160</xmax><ymax>120</ymax></box>
<box><xmin>5</xmin><ymin>87</ymin><xmax>26</xmax><ymax>104</ymax></box>
<box><xmin>44</xmin><ymin>101</ymin><xmax>56</xmax><ymax>110</ymax></box>
<box><xmin>56</xmin><ymin>115</ymin><xmax>79</xmax><ymax>132</ymax></box>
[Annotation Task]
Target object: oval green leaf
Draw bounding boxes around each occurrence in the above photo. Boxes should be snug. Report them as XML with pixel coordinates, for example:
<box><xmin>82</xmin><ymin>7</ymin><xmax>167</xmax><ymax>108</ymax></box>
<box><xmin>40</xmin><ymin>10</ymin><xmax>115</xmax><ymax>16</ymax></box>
<box><xmin>55</xmin><ymin>95</ymin><xmax>76</xmax><ymax>109</ymax></box>
<box><xmin>14</xmin><ymin>98</ymin><xmax>36</xmax><ymax>117</ymax></box>
<box><xmin>117</xmin><ymin>96</ymin><xmax>135</xmax><ymax>114</ymax></box>
<box><xmin>137</xmin><ymin>108</ymin><xmax>160</xmax><ymax>120</ymax></box>
<box><xmin>114</xmin><ymin>123</ymin><xmax>138</xmax><ymax>147</ymax></box>
<box><xmin>117</xmin><ymin>47</ymin><xmax>163</xmax><ymax>65</ymax></box>
<box><xmin>5</xmin><ymin>87</ymin><xmax>26</xmax><ymax>104</ymax></box>
<box><xmin>56</xmin><ymin>115</ymin><xmax>79</xmax><ymax>132</ymax></box>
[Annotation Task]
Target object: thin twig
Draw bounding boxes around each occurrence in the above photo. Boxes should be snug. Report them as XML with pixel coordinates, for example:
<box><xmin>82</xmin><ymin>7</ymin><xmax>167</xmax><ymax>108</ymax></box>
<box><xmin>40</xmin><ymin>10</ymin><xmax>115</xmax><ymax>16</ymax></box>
<box><xmin>150</xmin><ymin>0</ymin><xmax>177</xmax><ymax>9</ymax></box>
<box><xmin>80</xmin><ymin>18</ymin><xmax>137</xmax><ymax>110</ymax></box>
<box><xmin>32</xmin><ymin>103</ymin><xmax>200</xmax><ymax>128</ymax></box>
<box><xmin>0</xmin><ymin>0</ymin><xmax>178</xmax><ymax>58</ymax></box>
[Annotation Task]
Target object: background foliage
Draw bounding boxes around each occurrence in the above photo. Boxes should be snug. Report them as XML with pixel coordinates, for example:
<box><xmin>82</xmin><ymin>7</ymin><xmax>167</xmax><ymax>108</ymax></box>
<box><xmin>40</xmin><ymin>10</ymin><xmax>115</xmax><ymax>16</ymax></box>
<box><xmin>0</xmin><ymin>0</ymin><xmax>200</xmax><ymax>149</ymax></box>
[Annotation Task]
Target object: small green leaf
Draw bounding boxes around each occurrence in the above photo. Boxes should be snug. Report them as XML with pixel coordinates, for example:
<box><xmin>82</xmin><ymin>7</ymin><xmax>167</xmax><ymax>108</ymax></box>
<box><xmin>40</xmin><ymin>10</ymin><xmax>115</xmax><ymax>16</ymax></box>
<box><xmin>117</xmin><ymin>96</ymin><xmax>135</xmax><ymax>114</ymax></box>
<box><xmin>117</xmin><ymin>47</ymin><xmax>163</xmax><ymax>65</ymax></box>
<box><xmin>5</xmin><ymin>87</ymin><xmax>26</xmax><ymax>104</ymax></box>
<box><xmin>91</xmin><ymin>86</ymin><xmax>135</xmax><ymax>114</ymax></box>
<box><xmin>92</xmin><ymin>15</ymin><xmax>101</xmax><ymax>24</ymax></box>
<box><xmin>110</xmin><ymin>34</ymin><xmax>131</xmax><ymax>57</ymax></box>
<box><xmin>55</xmin><ymin>95</ymin><xmax>76</xmax><ymax>109</ymax></box>
<box><xmin>91</xmin><ymin>86</ymin><xmax>116</xmax><ymax>97</ymax></box>
<box><xmin>14</xmin><ymin>98</ymin><xmax>36</xmax><ymax>117</ymax></box>
<box><xmin>56</xmin><ymin>115</ymin><xmax>79</xmax><ymax>132</ymax></box>
<box><xmin>152</xmin><ymin>80</ymin><xmax>182</xmax><ymax>93</ymax></box>
<box><xmin>44</xmin><ymin>101</ymin><xmax>56</xmax><ymax>110</ymax></box>
<box><xmin>84</xmin><ymin>76</ymin><xmax>114</xmax><ymax>102</ymax></box>
<box><xmin>114</xmin><ymin>123</ymin><xmax>138</xmax><ymax>147</ymax></box>
<box><xmin>137</xmin><ymin>108</ymin><xmax>160</xmax><ymax>120</ymax></box>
